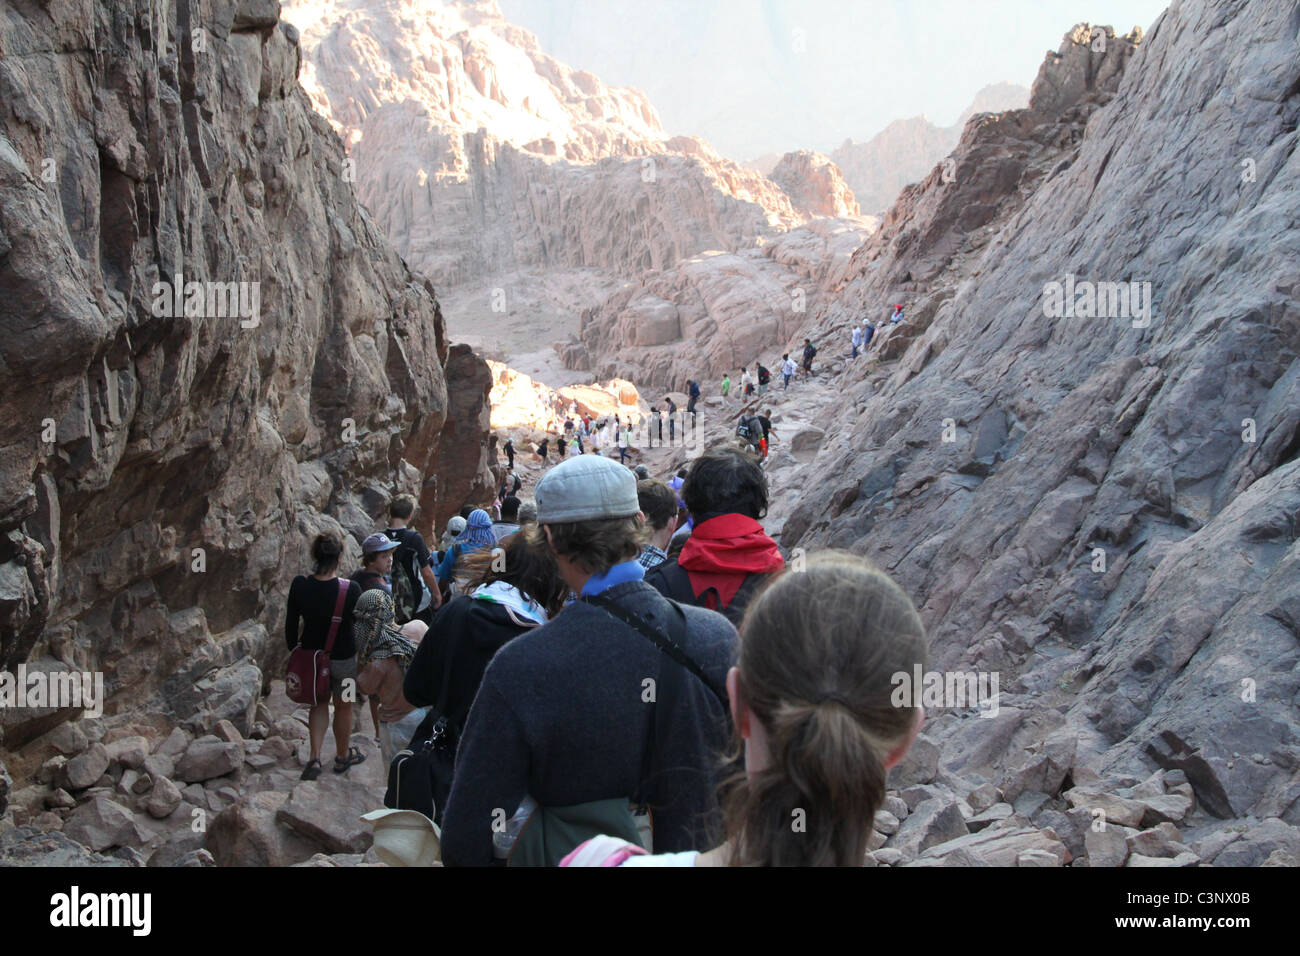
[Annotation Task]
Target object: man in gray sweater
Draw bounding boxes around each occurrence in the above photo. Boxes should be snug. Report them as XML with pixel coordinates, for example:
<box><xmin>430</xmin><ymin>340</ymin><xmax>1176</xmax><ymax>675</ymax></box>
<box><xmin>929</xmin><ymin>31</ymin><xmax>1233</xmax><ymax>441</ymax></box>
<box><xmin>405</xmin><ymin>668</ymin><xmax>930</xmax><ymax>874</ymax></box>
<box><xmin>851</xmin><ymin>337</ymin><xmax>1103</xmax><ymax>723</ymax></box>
<box><xmin>439</xmin><ymin>455</ymin><xmax>738</xmax><ymax>866</ymax></box>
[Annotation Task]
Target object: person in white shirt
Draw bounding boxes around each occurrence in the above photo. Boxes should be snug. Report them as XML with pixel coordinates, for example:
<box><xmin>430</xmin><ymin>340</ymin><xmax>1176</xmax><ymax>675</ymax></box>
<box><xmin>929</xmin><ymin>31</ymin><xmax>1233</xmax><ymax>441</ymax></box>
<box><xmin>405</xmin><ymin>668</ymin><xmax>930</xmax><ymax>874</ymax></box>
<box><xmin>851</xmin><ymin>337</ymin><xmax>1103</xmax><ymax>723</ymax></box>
<box><xmin>780</xmin><ymin>353</ymin><xmax>796</xmax><ymax>389</ymax></box>
<box><xmin>851</xmin><ymin>324</ymin><xmax>863</xmax><ymax>358</ymax></box>
<box><xmin>560</xmin><ymin>552</ymin><xmax>927</xmax><ymax>867</ymax></box>
<box><xmin>740</xmin><ymin>366</ymin><xmax>754</xmax><ymax>398</ymax></box>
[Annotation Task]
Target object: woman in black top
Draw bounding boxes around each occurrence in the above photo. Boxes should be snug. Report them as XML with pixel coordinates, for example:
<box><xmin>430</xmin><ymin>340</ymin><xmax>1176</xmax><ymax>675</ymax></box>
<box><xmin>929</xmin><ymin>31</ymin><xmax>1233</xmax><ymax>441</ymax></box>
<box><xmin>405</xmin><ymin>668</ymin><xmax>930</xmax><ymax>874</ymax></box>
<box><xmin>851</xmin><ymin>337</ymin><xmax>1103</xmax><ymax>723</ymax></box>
<box><xmin>286</xmin><ymin>532</ymin><xmax>365</xmax><ymax>780</ymax></box>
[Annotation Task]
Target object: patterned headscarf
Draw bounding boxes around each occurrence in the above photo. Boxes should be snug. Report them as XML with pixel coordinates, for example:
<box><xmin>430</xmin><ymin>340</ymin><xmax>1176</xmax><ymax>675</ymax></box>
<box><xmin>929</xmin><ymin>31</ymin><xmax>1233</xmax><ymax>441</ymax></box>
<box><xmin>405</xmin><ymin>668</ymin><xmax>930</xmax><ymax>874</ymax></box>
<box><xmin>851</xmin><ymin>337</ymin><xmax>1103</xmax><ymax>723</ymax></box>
<box><xmin>354</xmin><ymin>589</ymin><xmax>416</xmax><ymax>669</ymax></box>
<box><xmin>459</xmin><ymin>508</ymin><xmax>497</xmax><ymax>552</ymax></box>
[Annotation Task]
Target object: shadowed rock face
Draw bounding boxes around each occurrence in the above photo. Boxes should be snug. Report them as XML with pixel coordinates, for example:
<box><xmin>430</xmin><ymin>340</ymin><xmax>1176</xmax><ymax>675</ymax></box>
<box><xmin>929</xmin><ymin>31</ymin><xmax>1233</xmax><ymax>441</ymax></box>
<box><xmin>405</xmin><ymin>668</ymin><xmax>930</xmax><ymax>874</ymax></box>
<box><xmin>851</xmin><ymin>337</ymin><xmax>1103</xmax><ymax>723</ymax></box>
<box><xmin>0</xmin><ymin>1</ymin><xmax>490</xmax><ymax>742</ymax></box>
<box><xmin>774</xmin><ymin>9</ymin><xmax>1300</xmax><ymax>816</ymax></box>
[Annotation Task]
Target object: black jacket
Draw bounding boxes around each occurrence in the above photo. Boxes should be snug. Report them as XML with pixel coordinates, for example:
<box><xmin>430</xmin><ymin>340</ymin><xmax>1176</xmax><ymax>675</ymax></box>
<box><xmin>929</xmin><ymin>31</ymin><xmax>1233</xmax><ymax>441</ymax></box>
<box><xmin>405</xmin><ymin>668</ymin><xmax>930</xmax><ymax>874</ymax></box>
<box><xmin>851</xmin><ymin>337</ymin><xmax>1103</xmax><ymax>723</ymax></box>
<box><xmin>403</xmin><ymin>595</ymin><xmax>538</xmax><ymax>742</ymax></box>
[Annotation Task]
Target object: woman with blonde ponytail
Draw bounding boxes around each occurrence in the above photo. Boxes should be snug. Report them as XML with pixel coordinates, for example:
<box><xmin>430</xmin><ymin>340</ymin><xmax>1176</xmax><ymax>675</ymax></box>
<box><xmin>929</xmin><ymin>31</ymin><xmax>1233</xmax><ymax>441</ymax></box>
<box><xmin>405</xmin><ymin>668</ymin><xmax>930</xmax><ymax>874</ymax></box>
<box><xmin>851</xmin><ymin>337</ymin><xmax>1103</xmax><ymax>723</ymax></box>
<box><xmin>561</xmin><ymin>550</ymin><xmax>928</xmax><ymax>867</ymax></box>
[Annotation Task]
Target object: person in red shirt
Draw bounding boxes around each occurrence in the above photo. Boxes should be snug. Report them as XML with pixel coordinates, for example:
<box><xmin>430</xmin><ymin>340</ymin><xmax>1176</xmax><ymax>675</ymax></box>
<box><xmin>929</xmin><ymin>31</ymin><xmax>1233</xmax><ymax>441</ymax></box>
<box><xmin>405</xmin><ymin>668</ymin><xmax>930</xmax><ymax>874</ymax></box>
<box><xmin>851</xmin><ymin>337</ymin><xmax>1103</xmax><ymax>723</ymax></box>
<box><xmin>643</xmin><ymin>448</ymin><xmax>784</xmax><ymax>623</ymax></box>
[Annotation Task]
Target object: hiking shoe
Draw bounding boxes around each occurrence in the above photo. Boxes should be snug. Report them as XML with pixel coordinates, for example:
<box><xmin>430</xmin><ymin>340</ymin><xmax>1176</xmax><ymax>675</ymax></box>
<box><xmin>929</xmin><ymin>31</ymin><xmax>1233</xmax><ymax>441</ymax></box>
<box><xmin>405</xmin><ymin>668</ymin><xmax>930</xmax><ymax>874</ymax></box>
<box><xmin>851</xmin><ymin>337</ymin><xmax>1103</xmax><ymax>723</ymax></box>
<box><xmin>333</xmin><ymin>746</ymin><xmax>366</xmax><ymax>773</ymax></box>
<box><xmin>300</xmin><ymin>759</ymin><xmax>322</xmax><ymax>781</ymax></box>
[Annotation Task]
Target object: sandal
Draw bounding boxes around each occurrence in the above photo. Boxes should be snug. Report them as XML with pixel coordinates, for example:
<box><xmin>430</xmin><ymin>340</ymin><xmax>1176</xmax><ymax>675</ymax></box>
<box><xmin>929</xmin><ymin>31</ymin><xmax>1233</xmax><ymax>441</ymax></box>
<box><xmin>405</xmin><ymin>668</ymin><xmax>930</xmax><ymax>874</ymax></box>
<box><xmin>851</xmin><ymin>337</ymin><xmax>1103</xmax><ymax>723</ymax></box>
<box><xmin>300</xmin><ymin>759</ymin><xmax>322</xmax><ymax>781</ymax></box>
<box><xmin>333</xmin><ymin>746</ymin><xmax>366</xmax><ymax>773</ymax></box>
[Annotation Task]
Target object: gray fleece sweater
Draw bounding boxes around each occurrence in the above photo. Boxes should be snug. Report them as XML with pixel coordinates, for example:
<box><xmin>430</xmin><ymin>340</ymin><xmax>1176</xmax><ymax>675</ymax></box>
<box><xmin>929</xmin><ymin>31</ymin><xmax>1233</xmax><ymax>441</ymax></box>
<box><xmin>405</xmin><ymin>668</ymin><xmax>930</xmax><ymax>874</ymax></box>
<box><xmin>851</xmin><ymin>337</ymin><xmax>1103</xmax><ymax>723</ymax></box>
<box><xmin>439</xmin><ymin>580</ymin><xmax>738</xmax><ymax>866</ymax></box>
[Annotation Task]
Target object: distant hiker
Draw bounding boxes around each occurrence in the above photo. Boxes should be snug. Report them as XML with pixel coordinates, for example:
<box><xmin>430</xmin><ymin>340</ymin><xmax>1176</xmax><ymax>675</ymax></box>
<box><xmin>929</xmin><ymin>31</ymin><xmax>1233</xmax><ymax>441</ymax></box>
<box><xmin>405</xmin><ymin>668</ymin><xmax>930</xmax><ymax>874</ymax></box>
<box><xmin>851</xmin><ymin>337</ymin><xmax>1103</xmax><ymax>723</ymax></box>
<box><xmin>652</xmin><ymin>406</ymin><xmax>663</xmax><ymax>443</ymax></box>
<box><xmin>644</xmin><ymin>447</ymin><xmax>785</xmax><ymax>624</ymax></box>
<box><xmin>801</xmin><ymin>339</ymin><xmax>816</xmax><ymax>374</ymax></box>
<box><xmin>781</xmin><ymin>353</ymin><xmax>795</xmax><ymax>389</ymax></box>
<box><xmin>286</xmin><ymin>532</ymin><xmax>365</xmax><ymax>780</ymax></box>
<box><xmin>664</xmin><ymin>396</ymin><xmax>677</xmax><ymax>440</ymax></box>
<box><xmin>574</xmin><ymin>429</ymin><xmax>585</xmax><ymax>455</ymax></box>
<box><xmin>891</xmin><ymin>304</ymin><xmax>904</xmax><ymax>324</ymax></box>
<box><xmin>562</xmin><ymin>552</ymin><xmax>928</xmax><ymax>866</ymax></box>
<box><xmin>538</xmin><ymin>437</ymin><xmax>550</xmax><ymax>463</ymax></box>
<box><xmin>436</xmin><ymin>509</ymin><xmax>496</xmax><ymax>596</ymax></box>
<box><xmin>564</xmin><ymin>417</ymin><xmax>574</xmax><ymax>437</ymax></box>
<box><xmin>721</xmin><ymin>372</ymin><xmax>731</xmax><ymax>401</ymax></box>
<box><xmin>851</xmin><ymin>324</ymin><xmax>863</xmax><ymax>359</ymax></box>
<box><xmin>518</xmin><ymin>500</ymin><xmax>538</xmax><ymax>526</ymax></box>
<box><xmin>404</xmin><ymin>530</ymin><xmax>568</xmax><ymax>826</ymax></box>
<box><xmin>617</xmin><ymin>421</ymin><xmax>630</xmax><ymax>464</ymax></box>
<box><xmin>355</xmin><ymin>590</ymin><xmax>428</xmax><ymax>766</ymax></box>
<box><xmin>590</xmin><ymin>422</ymin><xmax>603</xmax><ymax>456</ymax></box>
<box><xmin>494</xmin><ymin>496</ymin><xmax>522</xmax><ymax>541</ymax></box>
<box><xmin>503</xmin><ymin>437</ymin><xmax>515</xmax><ymax>471</ymax></box>
<box><xmin>557</xmin><ymin>434</ymin><xmax>567</xmax><ymax>459</ymax></box>
<box><xmin>637</xmin><ymin>478</ymin><xmax>679</xmax><ymax>570</ymax></box>
<box><xmin>757</xmin><ymin>409</ymin><xmax>775</xmax><ymax>459</ymax></box>
<box><xmin>386</xmin><ymin>495</ymin><xmax>441</xmax><ymax>625</ymax></box>
<box><xmin>668</xmin><ymin>469</ymin><xmax>687</xmax><ymax>509</ymax></box>
<box><xmin>686</xmin><ymin>379</ymin><xmax>701</xmax><ymax>421</ymax></box>
<box><xmin>741</xmin><ymin>366</ymin><xmax>754</xmax><ymax>397</ymax></box>
<box><xmin>863</xmin><ymin>322</ymin><xmax>876</xmax><ymax>347</ymax></box>
<box><xmin>438</xmin><ymin>515</ymin><xmax>467</xmax><ymax>561</ymax></box>
<box><xmin>353</xmin><ymin>533</ymin><xmax>400</xmax><ymax>595</ymax></box>
<box><xmin>736</xmin><ymin>412</ymin><xmax>764</xmax><ymax>453</ymax></box>
<box><xmin>756</xmin><ymin>363</ymin><xmax>771</xmax><ymax>394</ymax></box>
<box><xmin>499</xmin><ymin>472</ymin><xmax>522</xmax><ymax>503</ymax></box>
<box><xmin>439</xmin><ymin>454</ymin><xmax>738</xmax><ymax>866</ymax></box>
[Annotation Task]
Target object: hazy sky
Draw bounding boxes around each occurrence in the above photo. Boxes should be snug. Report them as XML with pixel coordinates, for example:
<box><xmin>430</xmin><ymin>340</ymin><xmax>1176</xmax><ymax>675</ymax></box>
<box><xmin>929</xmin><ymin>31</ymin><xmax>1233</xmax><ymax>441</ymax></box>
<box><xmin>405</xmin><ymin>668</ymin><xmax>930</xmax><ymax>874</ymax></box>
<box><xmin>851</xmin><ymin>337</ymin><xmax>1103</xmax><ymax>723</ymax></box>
<box><xmin>499</xmin><ymin>0</ymin><xmax>1169</xmax><ymax>160</ymax></box>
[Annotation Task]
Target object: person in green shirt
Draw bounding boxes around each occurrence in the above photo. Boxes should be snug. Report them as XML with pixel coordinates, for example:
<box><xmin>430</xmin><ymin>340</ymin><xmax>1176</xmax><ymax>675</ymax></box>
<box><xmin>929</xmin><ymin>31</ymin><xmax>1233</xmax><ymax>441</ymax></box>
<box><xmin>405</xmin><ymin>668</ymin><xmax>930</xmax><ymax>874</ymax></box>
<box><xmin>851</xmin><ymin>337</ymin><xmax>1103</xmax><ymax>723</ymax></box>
<box><xmin>721</xmin><ymin>373</ymin><xmax>731</xmax><ymax>401</ymax></box>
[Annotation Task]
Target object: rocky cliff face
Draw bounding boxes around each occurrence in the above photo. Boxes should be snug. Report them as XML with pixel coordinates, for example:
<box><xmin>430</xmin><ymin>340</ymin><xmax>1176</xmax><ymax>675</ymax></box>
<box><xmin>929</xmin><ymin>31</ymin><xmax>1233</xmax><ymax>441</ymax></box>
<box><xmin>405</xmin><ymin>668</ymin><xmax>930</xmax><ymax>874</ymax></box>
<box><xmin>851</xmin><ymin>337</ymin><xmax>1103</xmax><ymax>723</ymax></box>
<box><xmin>0</xmin><ymin>0</ymin><xmax>489</xmax><ymax>751</ymax></box>
<box><xmin>830</xmin><ymin>83</ymin><xmax>1030</xmax><ymax>214</ymax></box>
<box><xmin>283</xmin><ymin>0</ymin><xmax>803</xmax><ymax>300</ymax></box>
<box><xmin>771</xmin><ymin>9</ymin><xmax>1299</xmax><ymax>829</ymax></box>
<box><xmin>767</xmin><ymin>150</ymin><xmax>860</xmax><ymax>218</ymax></box>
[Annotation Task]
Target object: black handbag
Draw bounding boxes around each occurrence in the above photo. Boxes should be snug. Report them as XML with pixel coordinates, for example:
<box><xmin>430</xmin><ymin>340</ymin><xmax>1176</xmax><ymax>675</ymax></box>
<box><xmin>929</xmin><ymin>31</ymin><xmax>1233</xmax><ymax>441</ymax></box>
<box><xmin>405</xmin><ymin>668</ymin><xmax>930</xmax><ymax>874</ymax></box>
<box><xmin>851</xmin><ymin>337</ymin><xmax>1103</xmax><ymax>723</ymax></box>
<box><xmin>384</xmin><ymin>632</ymin><xmax>460</xmax><ymax>826</ymax></box>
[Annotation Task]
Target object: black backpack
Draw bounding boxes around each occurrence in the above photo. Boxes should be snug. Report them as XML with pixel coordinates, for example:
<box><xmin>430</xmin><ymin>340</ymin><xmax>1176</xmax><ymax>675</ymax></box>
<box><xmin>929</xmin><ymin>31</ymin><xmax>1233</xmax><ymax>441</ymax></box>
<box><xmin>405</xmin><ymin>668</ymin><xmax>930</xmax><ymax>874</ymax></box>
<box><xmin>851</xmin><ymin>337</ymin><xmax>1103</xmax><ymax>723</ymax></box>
<box><xmin>757</xmin><ymin>365</ymin><xmax>771</xmax><ymax>385</ymax></box>
<box><xmin>688</xmin><ymin>380</ymin><xmax>700</xmax><ymax>398</ymax></box>
<box><xmin>644</xmin><ymin>558</ymin><xmax>772</xmax><ymax>626</ymax></box>
<box><xmin>736</xmin><ymin>414</ymin><xmax>762</xmax><ymax>443</ymax></box>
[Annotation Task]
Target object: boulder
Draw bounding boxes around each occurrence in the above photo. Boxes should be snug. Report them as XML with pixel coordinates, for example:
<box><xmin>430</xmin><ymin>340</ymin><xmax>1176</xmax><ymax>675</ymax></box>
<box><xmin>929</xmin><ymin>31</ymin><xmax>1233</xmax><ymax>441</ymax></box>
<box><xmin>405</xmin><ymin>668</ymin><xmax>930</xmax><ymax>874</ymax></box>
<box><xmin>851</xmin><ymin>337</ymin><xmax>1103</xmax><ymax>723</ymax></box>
<box><xmin>207</xmin><ymin>792</ymin><xmax>320</xmax><ymax>867</ymax></box>
<box><xmin>275</xmin><ymin>776</ymin><xmax>378</xmax><ymax>855</ymax></box>
<box><xmin>176</xmin><ymin>738</ymin><xmax>245</xmax><ymax>783</ymax></box>
<box><xmin>1064</xmin><ymin>788</ymin><xmax>1146</xmax><ymax>829</ymax></box>
<box><xmin>145</xmin><ymin>777</ymin><xmax>183</xmax><ymax>819</ymax></box>
<box><xmin>920</xmin><ymin>825</ymin><xmax>1070</xmax><ymax>867</ymax></box>
<box><xmin>142</xmin><ymin>753</ymin><xmax>175</xmax><ymax>781</ymax></box>
<box><xmin>105</xmin><ymin>736</ymin><xmax>150</xmax><ymax>770</ymax></box>
<box><xmin>63</xmin><ymin>743</ymin><xmax>110</xmax><ymax>791</ymax></box>
<box><xmin>888</xmin><ymin>797</ymin><xmax>968</xmax><ymax>857</ymax></box>
<box><xmin>155</xmin><ymin>728</ymin><xmax>192</xmax><ymax>758</ymax></box>
<box><xmin>62</xmin><ymin>797</ymin><xmax>137</xmax><ymax>852</ymax></box>
<box><xmin>44</xmin><ymin>721</ymin><xmax>89</xmax><ymax>756</ymax></box>
<box><xmin>887</xmin><ymin>733</ymin><xmax>940</xmax><ymax>788</ymax></box>
<box><xmin>213</xmin><ymin>720</ymin><xmax>244</xmax><ymax>744</ymax></box>
<box><xmin>966</xmin><ymin>802</ymin><xmax>1014</xmax><ymax>832</ymax></box>
<box><xmin>1084</xmin><ymin>823</ymin><xmax>1139</xmax><ymax>868</ymax></box>
<box><xmin>0</xmin><ymin>826</ymin><xmax>132</xmax><ymax>867</ymax></box>
<box><xmin>1125</xmin><ymin>822</ymin><xmax>1189</xmax><ymax>859</ymax></box>
<box><xmin>1209</xmin><ymin>819</ymin><xmax>1300</xmax><ymax>867</ymax></box>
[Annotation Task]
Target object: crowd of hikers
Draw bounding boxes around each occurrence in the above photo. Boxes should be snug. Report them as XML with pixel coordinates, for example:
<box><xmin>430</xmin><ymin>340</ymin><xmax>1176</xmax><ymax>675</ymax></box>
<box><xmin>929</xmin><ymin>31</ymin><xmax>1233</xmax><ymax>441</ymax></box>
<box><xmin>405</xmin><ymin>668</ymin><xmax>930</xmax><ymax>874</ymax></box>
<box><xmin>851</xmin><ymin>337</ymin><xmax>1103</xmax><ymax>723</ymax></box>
<box><xmin>286</xmin><ymin>435</ymin><xmax>930</xmax><ymax>866</ymax></box>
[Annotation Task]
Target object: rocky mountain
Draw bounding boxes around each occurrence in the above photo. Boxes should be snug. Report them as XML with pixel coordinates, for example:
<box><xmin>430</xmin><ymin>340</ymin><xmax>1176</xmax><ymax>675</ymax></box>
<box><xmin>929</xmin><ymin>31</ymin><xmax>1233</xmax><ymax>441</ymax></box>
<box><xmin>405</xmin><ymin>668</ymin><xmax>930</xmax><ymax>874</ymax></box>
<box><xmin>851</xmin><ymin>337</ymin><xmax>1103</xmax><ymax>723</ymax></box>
<box><xmin>776</xmin><ymin>9</ymin><xmax>1297</xmax><ymax>845</ymax></box>
<box><xmin>0</xmin><ymin>0</ymin><xmax>491</xmax><ymax>841</ymax></box>
<box><xmin>282</xmin><ymin>0</ymin><xmax>808</xmax><ymax>309</ymax></box>
<box><xmin>830</xmin><ymin>82</ymin><xmax>1030</xmax><ymax>214</ymax></box>
<box><xmin>767</xmin><ymin>150</ymin><xmax>860</xmax><ymax>219</ymax></box>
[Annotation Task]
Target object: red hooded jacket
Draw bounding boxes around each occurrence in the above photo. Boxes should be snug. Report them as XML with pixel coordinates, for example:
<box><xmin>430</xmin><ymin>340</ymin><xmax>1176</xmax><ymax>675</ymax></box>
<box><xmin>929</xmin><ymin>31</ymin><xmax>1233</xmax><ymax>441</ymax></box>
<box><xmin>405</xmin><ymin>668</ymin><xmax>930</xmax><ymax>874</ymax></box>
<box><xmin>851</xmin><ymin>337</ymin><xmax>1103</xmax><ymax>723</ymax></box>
<box><xmin>677</xmin><ymin>514</ymin><xmax>785</xmax><ymax>610</ymax></box>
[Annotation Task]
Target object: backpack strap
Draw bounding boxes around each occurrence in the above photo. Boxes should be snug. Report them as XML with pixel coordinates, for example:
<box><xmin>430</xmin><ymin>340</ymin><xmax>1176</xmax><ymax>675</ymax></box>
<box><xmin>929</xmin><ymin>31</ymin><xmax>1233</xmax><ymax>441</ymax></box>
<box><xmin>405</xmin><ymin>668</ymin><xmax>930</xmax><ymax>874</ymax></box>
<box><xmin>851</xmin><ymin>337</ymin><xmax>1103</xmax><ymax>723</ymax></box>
<box><xmin>322</xmin><ymin>578</ymin><xmax>349</xmax><ymax>657</ymax></box>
